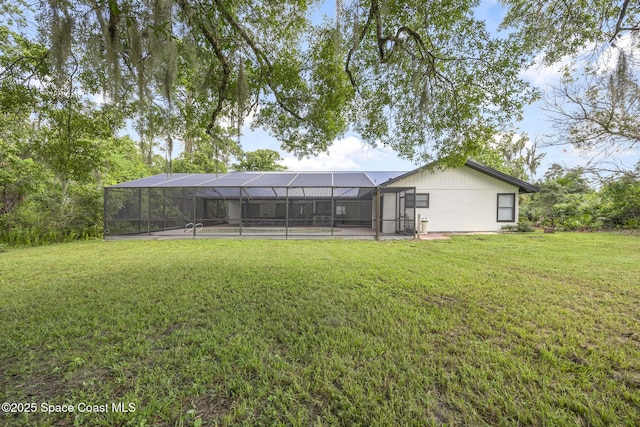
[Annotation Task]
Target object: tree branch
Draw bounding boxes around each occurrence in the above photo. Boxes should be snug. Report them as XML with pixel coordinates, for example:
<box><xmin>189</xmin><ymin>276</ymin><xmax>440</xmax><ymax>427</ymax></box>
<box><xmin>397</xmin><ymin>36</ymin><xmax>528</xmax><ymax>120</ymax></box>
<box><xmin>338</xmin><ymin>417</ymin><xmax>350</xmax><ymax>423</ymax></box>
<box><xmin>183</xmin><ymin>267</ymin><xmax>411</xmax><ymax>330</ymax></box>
<box><xmin>610</xmin><ymin>0</ymin><xmax>634</xmax><ymax>42</ymax></box>
<box><xmin>345</xmin><ymin>1</ymin><xmax>376</xmax><ymax>88</ymax></box>
<box><xmin>177</xmin><ymin>0</ymin><xmax>230</xmax><ymax>137</ymax></box>
<box><xmin>212</xmin><ymin>0</ymin><xmax>303</xmax><ymax>121</ymax></box>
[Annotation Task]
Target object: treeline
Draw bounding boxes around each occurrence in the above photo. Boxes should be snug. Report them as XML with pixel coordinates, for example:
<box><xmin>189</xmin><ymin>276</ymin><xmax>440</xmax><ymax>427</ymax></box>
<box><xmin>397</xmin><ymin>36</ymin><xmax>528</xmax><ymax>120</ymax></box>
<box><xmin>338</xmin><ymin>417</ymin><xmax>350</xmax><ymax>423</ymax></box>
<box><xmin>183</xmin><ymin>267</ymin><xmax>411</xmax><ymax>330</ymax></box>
<box><xmin>520</xmin><ymin>164</ymin><xmax>640</xmax><ymax>231</ymax></box>
<box><xmin>1</xmin><ymin>134</ymin><xmax>160</xmax><ymax>246</ymax></box>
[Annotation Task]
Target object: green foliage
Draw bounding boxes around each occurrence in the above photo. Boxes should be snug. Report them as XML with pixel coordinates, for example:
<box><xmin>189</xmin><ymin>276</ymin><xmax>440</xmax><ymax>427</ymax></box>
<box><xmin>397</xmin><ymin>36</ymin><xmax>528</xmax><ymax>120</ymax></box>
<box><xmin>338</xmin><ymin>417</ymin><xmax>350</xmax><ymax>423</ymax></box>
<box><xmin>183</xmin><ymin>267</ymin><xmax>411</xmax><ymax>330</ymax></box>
<box><xmin>0</xmin><ymin>224</ymin><xmax>101</xmax><ymax>246</ymax></box>
<box><xmin>501</xmin><ymin>222</ymin><xmax>535</xmax><ymax>232</ymax></box>
<box><xmin>598</xmin><ymin>171</ymin><xmax>640</xmax><ymax>229</ymax></box>
<box><xmin>102</xmin><ymin>136</ymin><xmax>160</xmax><ymax>185</ymax></box>
<box><xmin>545</xmin><ymin>53</ymin><xmax>640</xmax><ymax>159</ymax></box>
<box><xmin>522</xmin><ymin>163</ymin><xmax>640</xmax><ymax>231</ymax></box>
<box><xmin>1</xmin><ymin>179</ymin><xmax>102</xmax><ymax>246</ymax></box>
<box><xmin>501</xmin><ymin>0</ymin><xmax>639</xmax><ymax>65</ymax></box>
<box><xmin>25</xmin><ymin>0</ymin><xmax>545</xmax><ymax>162</ymax></box>
<box><xmin>170</xmin><ymin>131</ymin><xmax>240</xmax><ymax>174</ymax></box>
<box><xmin>2</xmin><ymin>0</ymin><xmax>639</xmax><ymax>246</ymax></box>
<box><xmin>502</xmin><ymin>0</ymin><xmax>640</xmax><ymax>164</ymax></box>
<box><xmin>0</xmin><ymin>14</ymin><xmax>155</xmax><ymax>246</ymax></box>
<box><xmin>524</xmin><ymin>164</ymin><xmax>593</xmax><ymax>227</ymax></box>
<box><xmin>0</xmin><ymin>107</ymin><xmax>153</xmax><ymax>246</ymax></box>
<box><xmin>233</xmin><ymin>149</ymin><xmax>287</xmax><ymax>171</ymax></box>
<box><xmin>473</xmin><ymin>132</ymin><xmax>545</xmax><ymax>180</ymax></box>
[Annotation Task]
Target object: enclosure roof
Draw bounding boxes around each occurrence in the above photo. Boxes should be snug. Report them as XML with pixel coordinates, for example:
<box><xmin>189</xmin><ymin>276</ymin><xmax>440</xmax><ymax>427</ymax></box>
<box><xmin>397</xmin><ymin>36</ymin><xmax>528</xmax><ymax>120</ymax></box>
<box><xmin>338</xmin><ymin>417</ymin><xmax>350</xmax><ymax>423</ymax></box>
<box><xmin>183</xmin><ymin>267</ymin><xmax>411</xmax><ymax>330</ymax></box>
<box><xmin>107</xmin><ymin>171</ymin><xmax>407</xmax><ymax>188</ymax></box>
<box><xmin>106</xmin><ymin>160</ymin><xmax>539</xmax><ymax>193</ymax></box>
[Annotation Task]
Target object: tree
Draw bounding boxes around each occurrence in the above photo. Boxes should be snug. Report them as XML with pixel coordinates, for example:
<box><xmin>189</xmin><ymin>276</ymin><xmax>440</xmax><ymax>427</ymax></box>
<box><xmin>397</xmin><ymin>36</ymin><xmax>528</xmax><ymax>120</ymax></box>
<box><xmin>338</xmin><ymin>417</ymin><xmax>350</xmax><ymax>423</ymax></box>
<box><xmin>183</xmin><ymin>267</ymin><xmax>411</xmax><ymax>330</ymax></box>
<box><xmin>474</xmin><ymin>132</ymin><xmax>545</xmax><ymax>181</ymax></box>
<box><xmin>544</xmin><ymin>49</ymin><xmax>640</xmax><ymax>160</ymax></box>
<box><xmin>26</xmin><ymin>0</ymin><xmax>540</xmax><ymax>165</ymax></box>
<box><xmin>598</xmin><ymin>162</ymin><xmax>640</xmax><ymax>228</ymax></box>
<box><xmin>233</xmin><ymin>149</ymin><xmax>287</xmax><ymax>171</ymax></box>
<box><xmin>34</xmin><ymin>94</ymin><xmax>119</xmax><ymax>198</ymax></box>
<box><xmin>501</xmin><ymin>0</ymin><xmax>639</xmax><ymax>65</ymax></box>
<box><xmin>502</xmin><ymin>0</ymin><xmax>639</xmax><ymax>168</ymax></box>
<box><xmin>171</xmin><ymin>135</ymin><xmax>241</xmax><ymax>174</ymax></box>
<box><xmin>0</xmin><ymin>11</ymin><xmax>49</xmax><ymax>222</ymax></box>
<box><xmin>0</xmin><ymin>3</ymin><xmax>158</xmax><ymax>243</ymax></box>
<box><xmin>524</xmin><ymin>164</ymin><xmax>594</xmax><ymax>227</ymax></box>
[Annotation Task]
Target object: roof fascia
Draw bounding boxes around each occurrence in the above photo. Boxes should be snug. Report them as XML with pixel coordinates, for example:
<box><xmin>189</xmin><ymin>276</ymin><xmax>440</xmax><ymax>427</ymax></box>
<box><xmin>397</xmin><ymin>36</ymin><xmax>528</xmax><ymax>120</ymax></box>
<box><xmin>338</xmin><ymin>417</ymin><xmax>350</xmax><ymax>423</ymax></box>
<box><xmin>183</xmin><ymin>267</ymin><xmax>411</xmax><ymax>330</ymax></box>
<box><xmin>380</xmin><ymin>160</ymin><xmax>539</xmax><ymax>193</ymax></box>
<box><xmin>464</xmin><ymin>160</ymin><xmax>539</xmax><ymax>193</ymax></box>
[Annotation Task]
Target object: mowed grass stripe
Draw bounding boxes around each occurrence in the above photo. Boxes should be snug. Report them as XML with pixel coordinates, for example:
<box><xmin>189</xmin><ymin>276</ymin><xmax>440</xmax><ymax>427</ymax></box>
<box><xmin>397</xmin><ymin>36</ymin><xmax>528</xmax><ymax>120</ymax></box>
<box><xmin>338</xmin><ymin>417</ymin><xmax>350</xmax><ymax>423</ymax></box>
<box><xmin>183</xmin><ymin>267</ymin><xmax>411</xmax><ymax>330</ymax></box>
<box><xmin>0</xmin><ymin>233</ymin><xmax>639</xmax><ymax>426</ymax></box>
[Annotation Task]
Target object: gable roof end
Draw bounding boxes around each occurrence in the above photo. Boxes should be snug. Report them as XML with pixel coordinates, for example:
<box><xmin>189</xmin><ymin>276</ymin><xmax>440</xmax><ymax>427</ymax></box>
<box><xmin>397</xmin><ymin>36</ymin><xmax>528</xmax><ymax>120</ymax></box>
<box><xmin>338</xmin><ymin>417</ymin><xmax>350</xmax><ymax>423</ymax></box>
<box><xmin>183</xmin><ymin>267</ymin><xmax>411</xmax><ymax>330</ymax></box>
<box><xmin>464</xmin><ymin>160</ymin><xmax>539</xmax><ymax>193</ymax></box>
<box><xmin>380</xmin><ymin>160</ymin><xmax>539</xmax><ymax>193</ymax></box>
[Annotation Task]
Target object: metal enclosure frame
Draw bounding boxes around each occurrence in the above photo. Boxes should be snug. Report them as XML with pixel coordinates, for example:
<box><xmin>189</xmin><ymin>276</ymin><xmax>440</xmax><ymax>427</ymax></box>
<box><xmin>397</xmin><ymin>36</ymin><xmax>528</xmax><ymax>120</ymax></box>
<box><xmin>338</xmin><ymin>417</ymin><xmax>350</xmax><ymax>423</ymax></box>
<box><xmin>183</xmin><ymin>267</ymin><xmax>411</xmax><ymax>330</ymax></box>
<box><xmin>104</xmin><ymin>172</ymin><xmax>416</xmax><ymax>240</ymax></box>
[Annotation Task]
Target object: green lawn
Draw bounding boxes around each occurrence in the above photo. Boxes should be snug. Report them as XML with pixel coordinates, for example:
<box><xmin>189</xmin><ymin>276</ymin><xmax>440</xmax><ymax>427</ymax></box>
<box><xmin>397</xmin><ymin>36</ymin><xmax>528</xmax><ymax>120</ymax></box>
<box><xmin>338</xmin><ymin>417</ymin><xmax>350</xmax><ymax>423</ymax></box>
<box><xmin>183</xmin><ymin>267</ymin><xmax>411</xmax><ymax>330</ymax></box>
<box><xmin>1</xmin><ymin>233</ymin><xmax>639</xmax><ymax>426</ymax></box>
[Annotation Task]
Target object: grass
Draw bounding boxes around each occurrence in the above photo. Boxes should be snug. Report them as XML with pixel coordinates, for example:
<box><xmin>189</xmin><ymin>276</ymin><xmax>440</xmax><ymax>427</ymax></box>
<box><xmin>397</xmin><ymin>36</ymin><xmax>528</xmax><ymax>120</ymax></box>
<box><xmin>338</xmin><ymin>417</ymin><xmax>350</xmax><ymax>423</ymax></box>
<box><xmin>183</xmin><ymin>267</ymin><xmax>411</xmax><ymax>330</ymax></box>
<box><xmin>0</xmin><ymin>233</ymin><xmax>639</xmax><ymax>426</ymax></box>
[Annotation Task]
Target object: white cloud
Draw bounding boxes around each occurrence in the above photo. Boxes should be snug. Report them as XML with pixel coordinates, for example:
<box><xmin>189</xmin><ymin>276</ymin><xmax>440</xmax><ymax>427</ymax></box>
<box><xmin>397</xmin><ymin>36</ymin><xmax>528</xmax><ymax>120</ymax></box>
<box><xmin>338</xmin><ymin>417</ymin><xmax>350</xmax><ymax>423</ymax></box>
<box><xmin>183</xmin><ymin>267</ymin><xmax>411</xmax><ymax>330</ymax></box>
<box><xmin>281</xmin><ymin>136</ymin><xmax>402</xmax><ymax>171</ymax></box>
<box><xmin>520</xmin><ymin>35</ymin><xmax>639</xmax><ymax>90</ymax></box>
<box><xmin>520</xmin><ymin>55</ymin><xmax>572</xmax><ymax>89</ymax></box>
<box><xmin>88</xmin><ymin>92</ymin><xmax>106</xmax><ymax>105</ymax></box>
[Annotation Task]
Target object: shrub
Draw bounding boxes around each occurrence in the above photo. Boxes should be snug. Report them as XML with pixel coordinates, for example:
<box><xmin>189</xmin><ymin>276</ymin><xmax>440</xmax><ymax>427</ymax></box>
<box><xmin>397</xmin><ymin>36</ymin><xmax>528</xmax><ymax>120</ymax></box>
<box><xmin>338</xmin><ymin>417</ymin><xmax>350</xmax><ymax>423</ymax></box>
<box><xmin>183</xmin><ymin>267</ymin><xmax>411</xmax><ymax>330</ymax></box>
<box><xmin>501</xmin><ymin>222</ymin><xmax>535</xmax><ymax>232</ymax></box>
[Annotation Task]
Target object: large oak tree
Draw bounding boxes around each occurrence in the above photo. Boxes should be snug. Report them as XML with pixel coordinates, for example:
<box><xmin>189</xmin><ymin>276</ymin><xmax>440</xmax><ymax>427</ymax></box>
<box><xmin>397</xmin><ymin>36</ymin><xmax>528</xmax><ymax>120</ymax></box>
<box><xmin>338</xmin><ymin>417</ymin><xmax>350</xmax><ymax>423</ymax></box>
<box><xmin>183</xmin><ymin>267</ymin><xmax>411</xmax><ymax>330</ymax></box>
<box><xmin>29</xmin><ymin>0</ymin><xmax>536</xmax><ymax>165</ymax></box>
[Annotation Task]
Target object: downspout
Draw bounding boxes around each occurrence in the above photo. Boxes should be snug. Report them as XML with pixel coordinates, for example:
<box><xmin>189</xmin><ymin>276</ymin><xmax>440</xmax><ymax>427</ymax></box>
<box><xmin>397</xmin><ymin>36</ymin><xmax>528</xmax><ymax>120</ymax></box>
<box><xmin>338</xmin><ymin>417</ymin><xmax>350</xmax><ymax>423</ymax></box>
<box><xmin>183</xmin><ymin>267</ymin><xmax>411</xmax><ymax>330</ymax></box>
<box><xmin>375</xmin><ymin>187</ymin><xmax>381</xmax><ymax>241</ymax></box>
<box><xmin>147</xmin><ymin>188</ymin><xmax>151</xmax><ymax>235</ymax></box>
<box><xmin>413</xmin><ymin>188</ymin><xmax>417</xmax><ymax>239</ymax></box>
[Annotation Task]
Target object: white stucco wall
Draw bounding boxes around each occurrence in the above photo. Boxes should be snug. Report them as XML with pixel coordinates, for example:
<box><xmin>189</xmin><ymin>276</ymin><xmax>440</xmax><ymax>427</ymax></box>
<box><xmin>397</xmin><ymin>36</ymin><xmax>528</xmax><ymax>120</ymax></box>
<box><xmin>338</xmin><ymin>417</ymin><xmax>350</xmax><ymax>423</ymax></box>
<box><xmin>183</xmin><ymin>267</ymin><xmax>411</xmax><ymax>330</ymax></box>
<box><xmin>385</xmin><ymin>166</ymin><xmax>519</xmax><ymax>232</ymax></box>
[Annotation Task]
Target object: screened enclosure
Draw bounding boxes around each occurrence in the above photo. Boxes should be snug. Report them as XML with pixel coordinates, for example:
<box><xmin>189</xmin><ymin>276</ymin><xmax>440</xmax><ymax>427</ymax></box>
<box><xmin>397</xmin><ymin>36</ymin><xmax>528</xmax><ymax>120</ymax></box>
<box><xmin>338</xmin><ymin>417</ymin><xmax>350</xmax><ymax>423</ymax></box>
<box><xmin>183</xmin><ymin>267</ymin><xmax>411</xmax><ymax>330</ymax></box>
<box><xmin>104</xmin><ymin>172</ymin><xmax>417</xmax><ymax>239</ymax></box>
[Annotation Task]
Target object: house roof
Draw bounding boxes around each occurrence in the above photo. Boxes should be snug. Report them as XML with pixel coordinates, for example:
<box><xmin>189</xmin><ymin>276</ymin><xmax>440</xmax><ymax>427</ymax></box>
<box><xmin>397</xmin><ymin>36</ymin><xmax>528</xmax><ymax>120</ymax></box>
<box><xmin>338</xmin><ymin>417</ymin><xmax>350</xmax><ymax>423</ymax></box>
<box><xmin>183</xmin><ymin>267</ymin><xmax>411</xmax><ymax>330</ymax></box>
<box><xmin>464</xmin><ymin>160</ymin><xmax>539</xmax><ymax>193</ymax></box>
<box><xmin>382</xmin><ymin>160</ymin><xmax>539</xmax><ymax>194</ymax></box>
<box><xmin>107</xmin><ymin>160</ymin><xmax>539</xmax><ymax>193</ymax></box>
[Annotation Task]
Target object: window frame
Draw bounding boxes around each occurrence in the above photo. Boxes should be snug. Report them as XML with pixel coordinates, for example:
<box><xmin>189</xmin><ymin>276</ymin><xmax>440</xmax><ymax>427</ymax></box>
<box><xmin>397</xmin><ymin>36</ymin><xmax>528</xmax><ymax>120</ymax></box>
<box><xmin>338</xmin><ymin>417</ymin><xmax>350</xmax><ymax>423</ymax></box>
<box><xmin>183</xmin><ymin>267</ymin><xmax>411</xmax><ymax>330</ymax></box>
<box><xmin>405</xmin><ymin>193</ymin><xmax>430</xmax><ymax>209</ymax></box>
<box><xmin>497</xmin><ymin>193</ymin><xmax>516</xmax><ymax>222</ymax></box>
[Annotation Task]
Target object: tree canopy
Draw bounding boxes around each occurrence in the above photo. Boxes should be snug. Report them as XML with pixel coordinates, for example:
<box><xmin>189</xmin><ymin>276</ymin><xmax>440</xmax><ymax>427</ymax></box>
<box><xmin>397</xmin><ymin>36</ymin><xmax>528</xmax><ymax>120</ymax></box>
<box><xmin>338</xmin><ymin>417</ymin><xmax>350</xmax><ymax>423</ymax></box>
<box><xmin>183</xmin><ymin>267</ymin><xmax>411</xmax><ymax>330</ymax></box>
<box><xmin>18</xmin><ymin>0</ymin><xmax>544</xmax><ymax>165</ymax></box>
<box><xmin>502</xmin><ymin>0</ymin><xmax>640</xmax><ymax>167</ymax></box>
<box><xmin>3</xmin><ymin>1</ymin><xmax>639</xmax><ymax>166</ymax></box>
<box><xmin>233</xmin><ymin>149</ymin><xmax>287</xmax><ymax>171</ymax></box>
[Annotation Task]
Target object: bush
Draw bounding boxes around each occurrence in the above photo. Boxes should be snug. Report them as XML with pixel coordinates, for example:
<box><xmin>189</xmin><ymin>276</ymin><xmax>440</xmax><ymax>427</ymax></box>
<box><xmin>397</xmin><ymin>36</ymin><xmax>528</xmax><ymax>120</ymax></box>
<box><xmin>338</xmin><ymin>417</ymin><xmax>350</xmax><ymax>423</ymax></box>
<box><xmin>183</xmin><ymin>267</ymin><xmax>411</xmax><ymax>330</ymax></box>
<box><xmin>501</xmin><ymin>222</ymin><xmax>535</xmax><ymax>232</ymax></box>
<box><xmin>0</xmin><ymin>224</ymin><xmax>102</xmax><ymax>246</ymax></box>
<box><xmin>0</xmin><ymin>223</ymin><xmax>103</xmax><ymax>247</ymax></box>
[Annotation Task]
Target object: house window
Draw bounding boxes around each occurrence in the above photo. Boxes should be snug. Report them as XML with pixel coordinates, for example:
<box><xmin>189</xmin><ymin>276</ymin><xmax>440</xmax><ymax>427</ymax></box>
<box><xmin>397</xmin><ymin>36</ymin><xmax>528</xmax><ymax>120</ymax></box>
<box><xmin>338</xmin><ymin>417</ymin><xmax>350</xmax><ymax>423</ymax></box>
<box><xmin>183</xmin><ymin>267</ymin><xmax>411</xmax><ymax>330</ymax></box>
<box><xmin>335</xmin><ymin>205</ymin><xmax>346</xmax><ymax>216</ymax></box>
<box><xmin>405</xmin><ymin>193</ymin><xmax>429</xmax><ymax>208</ymax></box>
<box><xmin>497</xmin><ymin>193</ymin><xmax>516</xmax><ymax>222</ymax></box>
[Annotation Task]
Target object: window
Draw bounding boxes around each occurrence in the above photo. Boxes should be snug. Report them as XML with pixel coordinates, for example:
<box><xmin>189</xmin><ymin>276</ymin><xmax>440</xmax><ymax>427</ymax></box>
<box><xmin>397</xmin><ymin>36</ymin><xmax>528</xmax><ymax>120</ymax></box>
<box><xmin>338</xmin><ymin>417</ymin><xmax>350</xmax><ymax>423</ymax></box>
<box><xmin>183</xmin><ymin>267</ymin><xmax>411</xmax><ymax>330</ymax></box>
<box><xmin>335</xmin><ymin>205</ymin><xmax>346</xmax><ymax>216</ymax></box>
<box><xmin>497</xmin><ymin>193</ymin><xmax>516</xmax><ymax>222</ymax></box>
<box><xmin>405</xmin><ymin>193</ymin><xmax>429</xmax><ymax>208</ymax></box>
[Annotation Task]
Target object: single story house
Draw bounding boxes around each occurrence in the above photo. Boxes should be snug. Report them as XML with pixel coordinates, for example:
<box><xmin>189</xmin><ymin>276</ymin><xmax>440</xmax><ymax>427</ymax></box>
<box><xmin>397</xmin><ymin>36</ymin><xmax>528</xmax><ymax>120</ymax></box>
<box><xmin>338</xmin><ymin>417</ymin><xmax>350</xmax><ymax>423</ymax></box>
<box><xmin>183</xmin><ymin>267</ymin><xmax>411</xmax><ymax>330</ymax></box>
<box><xmin>103</xmin><ymin>160</ymin><xmax>539</xmax><ymax>239</ymax></box>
